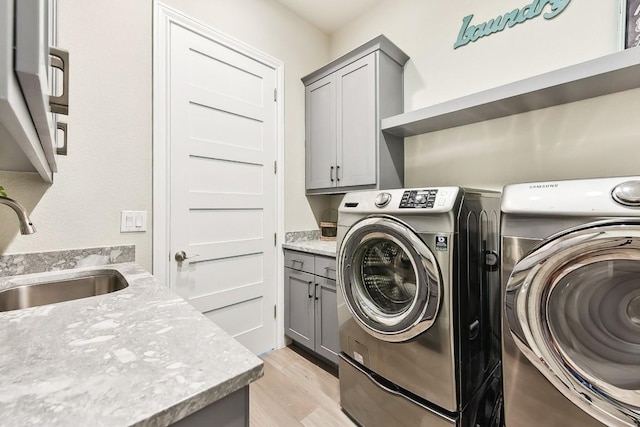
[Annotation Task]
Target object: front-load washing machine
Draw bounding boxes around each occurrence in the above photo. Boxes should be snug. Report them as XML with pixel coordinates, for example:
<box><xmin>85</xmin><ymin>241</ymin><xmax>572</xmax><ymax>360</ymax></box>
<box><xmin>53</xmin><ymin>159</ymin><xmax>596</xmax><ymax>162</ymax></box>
<box><xmin>337</xmin><ymin>187</ymin><xmax>502</xmax><ymax>427</ymax></box>
<box><xmin>501</xmin><ymin>177</ymin><xmax>640</xmax><ymax>426</ymax></box>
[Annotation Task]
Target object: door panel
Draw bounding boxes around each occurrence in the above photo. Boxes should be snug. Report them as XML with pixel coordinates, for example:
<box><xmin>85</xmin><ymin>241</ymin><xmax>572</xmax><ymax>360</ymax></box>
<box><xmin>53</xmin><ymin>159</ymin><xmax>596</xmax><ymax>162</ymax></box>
<box><xmin>188</xmin><ymin>48</ymin><xmax>263</xmax><ymax>107</ymax></box>
<box><xmin>188</xmin><ymin>99</ymin><xmax>265</xmax><ymax>150</ymax></box>
<box><xmin>305</xmin><ymin>74</ymin><xmax>336</xmax><ymax>190</ymax></box>
<box><xmin>169</xmin><ymin>25</ymin><xmax>277</xmax><ymax>355</ymax></box>
<box><xmin>337</xmin><ymin>54</ymin><xmax>376</xmax><ymax>188</ymax></box>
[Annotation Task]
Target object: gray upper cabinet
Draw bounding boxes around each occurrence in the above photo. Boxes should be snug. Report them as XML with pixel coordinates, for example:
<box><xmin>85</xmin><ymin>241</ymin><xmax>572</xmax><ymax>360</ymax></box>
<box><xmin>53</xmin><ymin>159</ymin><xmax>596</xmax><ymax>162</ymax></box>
<box><xmin>0</xmin><ymin>0</ymin><xmax>68</xmax><ymax>183</ymax></box>
<box><xmin>303</xmin><ymin>35</ymin><xmax>409</xmax><ymax>195</ymax></box>
<box><xmin>305</xmin><ymin>74</ymin><xmax>337</xmax><ymax>190</ymax></box>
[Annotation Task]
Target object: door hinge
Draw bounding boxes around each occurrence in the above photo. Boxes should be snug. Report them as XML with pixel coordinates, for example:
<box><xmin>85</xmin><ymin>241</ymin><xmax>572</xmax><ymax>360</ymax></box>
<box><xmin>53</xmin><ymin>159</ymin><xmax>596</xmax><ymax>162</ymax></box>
<box><xmin>273</xmin><ymin>88</ymin><xmax>277</xmax><ymax>102</ymax></box>
<box><xmin>274</xmin><ymin>233</ymin><xmax>277</xmax><ymax>246</ymax></box>
<box><xmin>274</xmin><ymin>160</ymin><xmax>277</xmax><ymax>174</ymax></box>
<box><xmin>273</xmin><ymin>304</ymin><xmax>277</xmax><ymax>319</ymax></box>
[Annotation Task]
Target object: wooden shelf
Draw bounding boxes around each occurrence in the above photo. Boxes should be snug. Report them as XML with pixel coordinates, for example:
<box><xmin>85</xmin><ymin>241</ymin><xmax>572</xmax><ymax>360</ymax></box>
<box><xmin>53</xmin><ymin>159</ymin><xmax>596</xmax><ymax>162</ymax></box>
<box><xmin>381</xmin><ymin>48</ymin><xmax>640</xmax><ymax>138</ymax></box>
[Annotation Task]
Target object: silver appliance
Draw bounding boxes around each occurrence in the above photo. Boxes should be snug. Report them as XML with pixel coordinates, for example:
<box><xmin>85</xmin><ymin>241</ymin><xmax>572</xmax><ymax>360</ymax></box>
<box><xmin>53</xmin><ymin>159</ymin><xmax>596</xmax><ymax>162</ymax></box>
<box><xmin>502</xmin><ymin>177</ymin><xmax>640</xmax><ymax>427</ymax></box>
<box><xmin>337</xmin><ymin>187</ymin><xmax>502</xmax><ymax>427</ymax></box>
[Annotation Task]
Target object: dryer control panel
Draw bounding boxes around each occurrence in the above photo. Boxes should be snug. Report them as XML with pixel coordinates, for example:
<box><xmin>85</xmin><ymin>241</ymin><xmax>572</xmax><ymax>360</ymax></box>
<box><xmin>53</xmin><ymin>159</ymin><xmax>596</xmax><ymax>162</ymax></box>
<box><xmin>340</xmin><ymin>186</ymin><xmax>462</xmax><ymax>215</ymax></box>
<box><xmin>400</xmin><ymin>189</ymin><xmax>445</xmax><ymax>208</ymax></box>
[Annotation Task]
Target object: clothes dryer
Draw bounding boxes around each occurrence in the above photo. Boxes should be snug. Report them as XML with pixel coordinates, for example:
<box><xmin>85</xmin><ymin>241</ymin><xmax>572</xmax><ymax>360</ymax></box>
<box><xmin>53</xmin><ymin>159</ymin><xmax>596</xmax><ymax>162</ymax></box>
<box><xmin>502</xmin><ymin>177</ymin><xmax>640</xmax><ymax>427</ymax></box>
<box><xmin>337</xmin><ymin>187</ymin><xmax>502</xmax><ymax>427</ymax></box>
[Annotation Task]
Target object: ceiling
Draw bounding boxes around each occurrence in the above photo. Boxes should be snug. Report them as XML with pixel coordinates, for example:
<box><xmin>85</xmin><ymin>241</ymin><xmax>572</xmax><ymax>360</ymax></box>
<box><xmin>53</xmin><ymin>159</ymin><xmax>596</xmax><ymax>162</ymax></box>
<box><xmin>273</xmin><ymin>0</ymin><xmax>384</xmax><ymax>34</ymax></box>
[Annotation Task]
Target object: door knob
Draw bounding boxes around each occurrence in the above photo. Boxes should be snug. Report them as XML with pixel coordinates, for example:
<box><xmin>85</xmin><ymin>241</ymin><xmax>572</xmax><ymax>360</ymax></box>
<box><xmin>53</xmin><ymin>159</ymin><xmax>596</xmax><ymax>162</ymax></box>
<box><xmin>175</xmin><ymin>251</ymin><xmax>199</xmax><ymax>265</ymax></box>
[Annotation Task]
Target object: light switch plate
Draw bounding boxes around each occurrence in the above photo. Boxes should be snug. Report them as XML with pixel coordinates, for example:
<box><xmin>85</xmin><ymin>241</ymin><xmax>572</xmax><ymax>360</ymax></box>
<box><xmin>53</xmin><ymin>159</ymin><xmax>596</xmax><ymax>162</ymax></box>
<box><xmin>121</xmin><ymin>211</ymin><xmax>147</xmax><ymax>233</ymax></box>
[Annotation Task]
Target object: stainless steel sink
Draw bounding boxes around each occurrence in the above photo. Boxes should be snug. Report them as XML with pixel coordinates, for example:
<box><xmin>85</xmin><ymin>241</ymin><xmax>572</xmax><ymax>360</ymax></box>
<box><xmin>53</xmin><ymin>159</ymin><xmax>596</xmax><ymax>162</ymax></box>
<box><xmin>0</xmin><ymin>270</ymin><xmax>129</xmax><ymax>312</ymax></box>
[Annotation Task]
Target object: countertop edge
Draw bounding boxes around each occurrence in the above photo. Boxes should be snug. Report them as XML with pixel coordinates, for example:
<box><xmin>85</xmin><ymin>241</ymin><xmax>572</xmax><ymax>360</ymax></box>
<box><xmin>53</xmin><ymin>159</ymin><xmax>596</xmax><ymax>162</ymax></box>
<box><xmin>135</xmin><ymin>363</ymin><xmax>264</xmax><ymax>426</ymax></box>
<box><xmin>282</xmin><ymin>241</ymin><xmax>337</xmax><ymax>258</ymax></box>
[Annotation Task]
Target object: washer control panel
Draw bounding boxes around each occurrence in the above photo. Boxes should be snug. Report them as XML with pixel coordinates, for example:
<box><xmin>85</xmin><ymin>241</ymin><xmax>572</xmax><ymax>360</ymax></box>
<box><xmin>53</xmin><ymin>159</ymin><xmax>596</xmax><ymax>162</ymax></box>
<box><xmin>400</xmin><ymin>189</ymin><xmax>446</xmax><ymax>208</ymax></box>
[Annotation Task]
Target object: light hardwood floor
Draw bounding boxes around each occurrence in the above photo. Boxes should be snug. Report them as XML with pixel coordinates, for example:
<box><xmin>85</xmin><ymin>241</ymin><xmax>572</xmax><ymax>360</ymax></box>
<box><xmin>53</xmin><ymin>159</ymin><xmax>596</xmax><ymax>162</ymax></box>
<box><xmin>250</xmin><ymin>345</ymin><xmax>357</xmax><ymax>427</ymax></box>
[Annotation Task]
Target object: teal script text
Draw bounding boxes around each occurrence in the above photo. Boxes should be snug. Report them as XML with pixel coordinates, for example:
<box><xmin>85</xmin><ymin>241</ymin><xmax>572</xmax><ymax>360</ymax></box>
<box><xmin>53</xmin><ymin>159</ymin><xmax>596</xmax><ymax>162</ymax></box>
<box><xmin>454</xmin><ymin>0</ymin><xmax>572</xmax><ymax>49</ymax></box>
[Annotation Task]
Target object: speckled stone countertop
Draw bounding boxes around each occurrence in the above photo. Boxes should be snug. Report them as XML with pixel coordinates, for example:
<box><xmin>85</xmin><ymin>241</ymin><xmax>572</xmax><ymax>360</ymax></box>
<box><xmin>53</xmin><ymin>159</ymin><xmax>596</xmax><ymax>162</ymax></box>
<box><xmin>0</xmin><ymin>263</ymin><xmax>263</xmax><ymax>426</ymax></box>
<box><xmin>282</xmin><ymin>240</ymin><xmax>337</xmax><ymax>258</ymax></box>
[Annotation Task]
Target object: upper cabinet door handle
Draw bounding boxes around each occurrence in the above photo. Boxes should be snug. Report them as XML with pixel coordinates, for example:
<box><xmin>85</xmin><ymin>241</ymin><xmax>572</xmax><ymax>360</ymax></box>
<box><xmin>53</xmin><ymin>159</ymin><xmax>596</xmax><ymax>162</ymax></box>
<box><xmin>56</xmin><ymin>122</ymin><xmax>68</xmax><ymax>155</ymax></box>
<box><xmin>49</xmin><ymin>47</ymin><xmax>70</xmax><ymax>115</ymax></box>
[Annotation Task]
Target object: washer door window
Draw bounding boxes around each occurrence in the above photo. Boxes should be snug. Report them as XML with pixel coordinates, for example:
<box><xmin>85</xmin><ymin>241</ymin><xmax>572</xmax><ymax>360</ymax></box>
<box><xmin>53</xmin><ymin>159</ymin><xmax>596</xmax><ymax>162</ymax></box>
<box><xmin>505</xmin><ymin>221</ymin><xmax>640</xmax><ymax>427</ymax></box>
<box><xmin>338</xmin><ymin>216</ymin><xmax>442</xmax><ymax>342</ymax></box>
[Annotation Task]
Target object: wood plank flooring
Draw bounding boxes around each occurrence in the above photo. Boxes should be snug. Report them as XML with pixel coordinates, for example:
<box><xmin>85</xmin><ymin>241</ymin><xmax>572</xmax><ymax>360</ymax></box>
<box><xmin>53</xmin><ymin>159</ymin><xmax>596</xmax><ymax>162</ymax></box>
<box><xmin>250</xmin><ymin>345</ymin><xmax>357</xmax><ymax>427</ymax></box>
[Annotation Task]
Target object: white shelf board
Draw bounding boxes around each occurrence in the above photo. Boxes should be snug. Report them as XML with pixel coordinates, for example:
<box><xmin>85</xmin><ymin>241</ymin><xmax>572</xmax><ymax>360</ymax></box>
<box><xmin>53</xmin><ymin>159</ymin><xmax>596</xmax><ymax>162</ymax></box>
<box><xmin>381</xmin><ymin>48</ymin><xmax>640</xmax><ymax>138</ymax></box>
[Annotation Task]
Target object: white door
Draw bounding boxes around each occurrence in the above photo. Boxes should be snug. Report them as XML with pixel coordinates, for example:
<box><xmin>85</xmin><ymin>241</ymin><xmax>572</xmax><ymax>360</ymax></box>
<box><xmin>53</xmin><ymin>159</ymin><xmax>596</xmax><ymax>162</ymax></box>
<box><xmin>167</xmin><ymin>23</ymin><xmax>278</xmax><ymax>355</ymax></box>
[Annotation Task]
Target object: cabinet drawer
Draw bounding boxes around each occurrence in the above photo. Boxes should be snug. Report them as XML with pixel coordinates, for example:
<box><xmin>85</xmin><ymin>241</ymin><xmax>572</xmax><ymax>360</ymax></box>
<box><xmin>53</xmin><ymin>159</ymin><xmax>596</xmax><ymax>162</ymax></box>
<box><xmin>284</xmin><ymin>250</ymin><xmax>315</xmax><ymax>274</ymax></box>
<box><xmin>314</xmin><ymin>255</ymin><xmax>336</xmax><ymax>280</ymax></box>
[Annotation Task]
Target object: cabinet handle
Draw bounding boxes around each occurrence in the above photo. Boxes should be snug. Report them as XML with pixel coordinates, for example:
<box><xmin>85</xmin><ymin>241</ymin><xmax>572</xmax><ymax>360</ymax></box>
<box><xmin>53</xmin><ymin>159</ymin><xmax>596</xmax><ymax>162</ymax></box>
<box><xmin>314</xmin><ymin>283</ymin><xmax>319</xmax><ymax>300</ymax></box>
<box><xmin>336</xmin><ymin>165</ymin><xmax>340</xmax><ymax>182</ymax></box>
<box><xmin>56</xmin><ymin>122</ymin><xmax>68</xmax><ymax>155</ymax></box>
<box><xmin>330</xmin><ymin>166</ymin><xmax>334</xmax><ymax>182</ymax></box>
<box><xmin>50</xmin><ymin>47</ymin><xmax>70</xmax><ymax>115</ymax></box>
<box><xmin>307</xmin><ymin>281</ymin><xmax>313</xmax><ymax>299</ymax></box>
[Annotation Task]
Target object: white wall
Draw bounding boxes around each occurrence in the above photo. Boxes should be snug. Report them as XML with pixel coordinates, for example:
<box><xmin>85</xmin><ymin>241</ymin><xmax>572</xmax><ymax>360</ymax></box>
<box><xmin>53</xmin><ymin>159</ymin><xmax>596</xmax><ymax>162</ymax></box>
<box><xmin>0</xmin><ymin>0</ymin><xmax>330</xmax><ymax>267</ymax></box>
<box><xmin>330</xmin><ymin>0</ymin><xmax>638</xmax><ymax>189</ymax></box>
<box><xmin>0</xmin><ymin>0</ymin><xmax>153</xmax><ymax>269</ymax></box>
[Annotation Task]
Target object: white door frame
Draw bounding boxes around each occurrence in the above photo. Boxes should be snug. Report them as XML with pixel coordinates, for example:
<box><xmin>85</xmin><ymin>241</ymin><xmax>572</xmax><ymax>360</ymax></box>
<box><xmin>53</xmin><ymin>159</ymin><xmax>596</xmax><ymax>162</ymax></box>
<box><xmin>152</xmin><ymin>1</ymin><xmax>286</xmax><ymax>349</ymax></box>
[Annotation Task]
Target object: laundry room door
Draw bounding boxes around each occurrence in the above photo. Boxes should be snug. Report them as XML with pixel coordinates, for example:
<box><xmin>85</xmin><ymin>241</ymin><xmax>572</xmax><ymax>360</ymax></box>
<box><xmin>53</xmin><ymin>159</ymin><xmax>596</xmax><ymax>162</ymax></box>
<box><xmin>505</xmin><ymin>221</ymin><xmax>640</xmax><ymax>426</ymax></box>
<box><xmin>157</xmin><ymin>9</ymin><xmax>280</xmax><ymax>356</ymax></box>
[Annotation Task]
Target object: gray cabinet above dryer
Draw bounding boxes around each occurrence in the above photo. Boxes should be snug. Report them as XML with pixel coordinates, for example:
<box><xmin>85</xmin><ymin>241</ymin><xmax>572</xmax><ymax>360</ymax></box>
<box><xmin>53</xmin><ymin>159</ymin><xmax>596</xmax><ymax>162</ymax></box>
<box><xmin>302</xmin><ymin>35</ymin><xmax>409</xmax><ymax>195</ymax></box>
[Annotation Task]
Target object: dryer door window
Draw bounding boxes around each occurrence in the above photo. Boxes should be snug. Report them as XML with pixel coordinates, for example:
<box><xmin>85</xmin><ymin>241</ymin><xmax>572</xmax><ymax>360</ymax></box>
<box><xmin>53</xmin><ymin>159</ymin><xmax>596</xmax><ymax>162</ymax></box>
<box><xmin>338</xmin><ymin>216</ymin><xmax>442</xmax><ymax>343</ymax></box>
<box><xmin>505</xmin><ymin>221</ymin><xmax>640</xmax><ymax>426</ymax></box>
<box><xmin>355</xmin><ymin>237</ymin><xmax>417</xmax><ymax>316</ymax></box>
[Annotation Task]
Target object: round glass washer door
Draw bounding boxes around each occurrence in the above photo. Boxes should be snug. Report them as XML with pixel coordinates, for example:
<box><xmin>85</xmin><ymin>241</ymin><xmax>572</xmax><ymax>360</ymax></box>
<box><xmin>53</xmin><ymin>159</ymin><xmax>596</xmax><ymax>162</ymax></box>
<box><xmin>505</xmin><ymin>221</ymin><xmax>640</xmax><ymax>427</ymax></box>
<box><xmin>338</xmin><ymin>216</ymin><xmax>442</xmax><ymax>343</ymax></box>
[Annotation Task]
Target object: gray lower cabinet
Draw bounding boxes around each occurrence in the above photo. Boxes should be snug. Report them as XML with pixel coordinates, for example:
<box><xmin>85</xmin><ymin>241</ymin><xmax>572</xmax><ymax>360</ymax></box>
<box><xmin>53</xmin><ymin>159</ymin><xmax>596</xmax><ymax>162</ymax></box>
<box><xmin>284</xmin><ymin>250</ymin><xmax>339</xmax><ymax>364</ymax></box>
<box><xmin>302</xmin><ymin>35</ymin><xmax>409</xmax><ymax>195</ymax></box>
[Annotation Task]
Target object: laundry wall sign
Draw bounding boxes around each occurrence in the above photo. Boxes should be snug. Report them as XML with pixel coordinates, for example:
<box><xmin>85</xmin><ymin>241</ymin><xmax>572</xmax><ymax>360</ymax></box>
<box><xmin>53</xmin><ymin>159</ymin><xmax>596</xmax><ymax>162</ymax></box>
<box><xmin>454</xmin><ymin>0</ymin><xmax>572</xmax><ymax>49</ymax></box>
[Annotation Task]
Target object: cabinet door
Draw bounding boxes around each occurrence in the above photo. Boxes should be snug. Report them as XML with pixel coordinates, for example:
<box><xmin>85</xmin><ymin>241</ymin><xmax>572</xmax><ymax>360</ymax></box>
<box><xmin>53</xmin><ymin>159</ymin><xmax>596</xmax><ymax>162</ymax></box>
<box><xmin>305</xmin><ymin>73</ymin><xmax>336</xmax><ymax>191</ymax></box>
<box><xmin>336</xmin><ymin>53</ymin><xmax>376</xmax><ymax>188</ymax></box>
<box><xmin>315</xmin><ymin>276</ymin><xmax>339</xmax><ymax>364</ymax></box>
<box><xmin>15</xmin><ymin>0</ymin><xmax>56</xmax><ymax>171</ymax></box>
<box><xmin>284</xmin><ymin>268</ymin><xmax>315</xmax><ymax>351</ymax></box>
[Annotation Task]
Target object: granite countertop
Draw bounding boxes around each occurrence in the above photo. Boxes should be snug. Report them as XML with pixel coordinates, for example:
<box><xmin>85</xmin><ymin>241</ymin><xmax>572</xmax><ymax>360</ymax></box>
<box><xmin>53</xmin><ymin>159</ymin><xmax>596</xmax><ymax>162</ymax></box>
<box><xmin>282</xmin><ymin>240</ymin><xmax>337</xmax><ymax>257</ymax></box>
<box><xmin>0</xmin><ymin>263</ymin><xmax>263</xmax><ymax>426</ymax></box>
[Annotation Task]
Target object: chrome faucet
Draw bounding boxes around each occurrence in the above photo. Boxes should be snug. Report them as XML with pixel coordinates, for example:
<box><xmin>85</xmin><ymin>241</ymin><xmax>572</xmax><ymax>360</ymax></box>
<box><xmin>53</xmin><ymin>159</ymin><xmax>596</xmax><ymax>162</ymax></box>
<box><xmin>0</xmin><ymin>196</ymin><xmax>36</xmax><ymax>235</ymax></box>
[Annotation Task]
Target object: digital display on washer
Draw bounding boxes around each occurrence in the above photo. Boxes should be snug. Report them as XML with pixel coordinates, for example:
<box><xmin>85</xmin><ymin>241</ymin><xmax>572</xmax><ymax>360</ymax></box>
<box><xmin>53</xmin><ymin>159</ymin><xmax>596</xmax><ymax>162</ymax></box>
<box><xmin>400</xmin><ymin>189</ymin><xmax>438</xmax><ymax>208</ymax></box>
